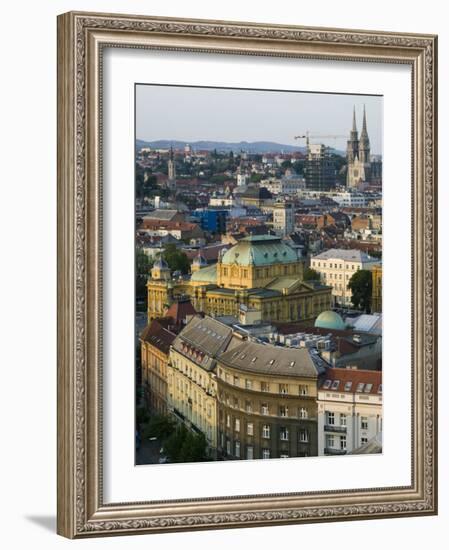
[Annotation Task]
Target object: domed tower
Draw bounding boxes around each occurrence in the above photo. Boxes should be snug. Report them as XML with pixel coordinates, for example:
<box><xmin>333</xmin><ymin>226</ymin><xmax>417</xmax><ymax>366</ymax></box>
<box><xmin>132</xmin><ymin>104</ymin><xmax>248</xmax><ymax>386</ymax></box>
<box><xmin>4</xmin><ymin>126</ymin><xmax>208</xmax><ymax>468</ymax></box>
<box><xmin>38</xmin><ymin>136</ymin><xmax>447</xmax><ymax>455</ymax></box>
<box><xmin>191</xmin><ymin>252</ymin><xmax>208</xmax><ymax>273</ymax></box>
<box><xmin>151</xmin><ymin>257</ymin><xmax>171</xmax><ymax>281</ymax></box>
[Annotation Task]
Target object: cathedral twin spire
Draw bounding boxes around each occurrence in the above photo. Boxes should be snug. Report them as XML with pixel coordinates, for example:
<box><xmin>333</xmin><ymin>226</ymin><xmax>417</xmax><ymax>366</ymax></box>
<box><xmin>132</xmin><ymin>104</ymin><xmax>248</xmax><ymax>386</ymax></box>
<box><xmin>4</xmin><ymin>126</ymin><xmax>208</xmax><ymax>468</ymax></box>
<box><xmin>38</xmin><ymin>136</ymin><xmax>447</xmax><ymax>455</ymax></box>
<box><xmin>346</xmin><ymin>105</ymin><xmax>372</xmax><ymax>187</ymax></box>
<box><xmin>347</xmin><ymin>105</ymin><xmax>370</xmax><ymax>164</ymax></box>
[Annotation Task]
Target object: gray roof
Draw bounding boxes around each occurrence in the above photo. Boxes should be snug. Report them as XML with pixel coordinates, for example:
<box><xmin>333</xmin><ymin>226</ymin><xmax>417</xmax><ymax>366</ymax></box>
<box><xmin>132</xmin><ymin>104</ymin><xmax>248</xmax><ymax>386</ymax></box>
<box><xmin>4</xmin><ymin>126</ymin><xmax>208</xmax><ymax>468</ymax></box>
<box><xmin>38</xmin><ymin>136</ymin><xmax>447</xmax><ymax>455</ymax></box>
<box><xmin>172</xmin><ymin>315</ymin><xmax>234</xmax><ymax>370</ymax></box>
<box><xmin>143</xmin><ymin>209</ymin><xmax>180</xmax><ymax>221</ymax></box>
<box><xmin>312</xmin><ymin>248</ymin><xmax>380</xmax><ymax>263</ymax></box>
<box><xmin>218</xmin><ymin>340</ymin><xmax>323</xmax><ymax>379</ymax></box>
<box><xmin>350</xmin><ymin>433</ymin><xmax>382</xmax><ymax>454</ymax></box>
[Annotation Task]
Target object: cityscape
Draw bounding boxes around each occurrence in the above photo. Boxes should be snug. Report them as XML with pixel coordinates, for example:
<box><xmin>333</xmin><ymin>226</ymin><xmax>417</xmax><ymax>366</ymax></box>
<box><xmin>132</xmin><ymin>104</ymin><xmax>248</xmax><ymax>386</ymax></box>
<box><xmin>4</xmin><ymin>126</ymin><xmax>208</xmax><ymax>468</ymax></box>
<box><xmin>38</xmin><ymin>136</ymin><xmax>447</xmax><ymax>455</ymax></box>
<box><xmin>135</xmin><ymin>85</ymin><xmax>383</xmax><ymax>465</ymax></box>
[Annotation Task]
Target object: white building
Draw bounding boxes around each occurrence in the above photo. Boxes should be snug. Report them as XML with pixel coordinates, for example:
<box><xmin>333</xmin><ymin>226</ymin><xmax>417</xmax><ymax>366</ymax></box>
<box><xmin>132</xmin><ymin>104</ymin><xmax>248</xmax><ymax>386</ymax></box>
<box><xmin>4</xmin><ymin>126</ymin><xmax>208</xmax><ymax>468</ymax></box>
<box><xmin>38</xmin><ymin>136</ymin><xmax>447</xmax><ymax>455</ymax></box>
<box><xmin>311</xmin><ymin>249</ymin><xmax>381</xmax><ymax>306</ymax></box>
<box><xmin>329</xmin><ymin>191</ymin><xmax>368</xmax><ymax>208</ymax></box>
<box><xmin>317</xmin><ymin>368</ymin><xmax>382</xmax><ymax>456</ymax></box>
<box><xmin>269</xmin><ymin>202</ymin><xmax>295</xmax><ymax>236</ymax></box>
<box><xmin>262</xmin><ymin>176</ymin><xmax>306</xmax><ymax>196</ymax></box>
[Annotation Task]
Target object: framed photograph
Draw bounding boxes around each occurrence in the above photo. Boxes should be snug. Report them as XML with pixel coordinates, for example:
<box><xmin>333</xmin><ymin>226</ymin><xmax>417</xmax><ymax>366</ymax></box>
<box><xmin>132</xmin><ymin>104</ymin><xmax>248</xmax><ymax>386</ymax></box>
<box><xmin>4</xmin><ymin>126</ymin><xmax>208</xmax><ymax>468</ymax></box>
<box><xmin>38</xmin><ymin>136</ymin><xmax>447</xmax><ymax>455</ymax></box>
<box><xmin>57</xmin><ymin>11</ymin><xmax>437</xmax><ymax>538</ymax></box>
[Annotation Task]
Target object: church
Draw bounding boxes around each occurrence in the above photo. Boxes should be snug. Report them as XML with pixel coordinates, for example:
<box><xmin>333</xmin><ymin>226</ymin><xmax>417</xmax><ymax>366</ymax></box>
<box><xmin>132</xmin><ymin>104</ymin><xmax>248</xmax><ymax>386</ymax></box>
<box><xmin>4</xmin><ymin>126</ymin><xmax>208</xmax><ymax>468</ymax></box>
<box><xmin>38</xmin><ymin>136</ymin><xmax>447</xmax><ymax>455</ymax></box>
<box><xmin>346</xmin><ymin>106</ymin><xmax>372</xmax><ymax>188</ymax></box>
<box><xmin>147</xmin><ymin>234</ymin><xmax>332</xmax><ymax>324</ymax></box>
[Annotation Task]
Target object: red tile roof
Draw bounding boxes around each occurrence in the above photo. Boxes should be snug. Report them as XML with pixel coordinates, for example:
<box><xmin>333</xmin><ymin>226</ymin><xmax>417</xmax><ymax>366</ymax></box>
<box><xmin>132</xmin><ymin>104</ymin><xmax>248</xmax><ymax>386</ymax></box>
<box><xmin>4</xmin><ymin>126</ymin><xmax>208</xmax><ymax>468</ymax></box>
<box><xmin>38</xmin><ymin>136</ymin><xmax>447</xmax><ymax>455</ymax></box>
<box><xmin>165</xmin><ymin>300</ymin><xmax>197</xmax><ymax>325</ymax></box>
<box><xmin>140</xmin><ymin>319</ymin><xmax>176</xmax><ymax>354</ymax></box>
<box><xmin>319</xmin><ymin>368</ymin><xmax>382</xmax><ymax>394</ymax></box>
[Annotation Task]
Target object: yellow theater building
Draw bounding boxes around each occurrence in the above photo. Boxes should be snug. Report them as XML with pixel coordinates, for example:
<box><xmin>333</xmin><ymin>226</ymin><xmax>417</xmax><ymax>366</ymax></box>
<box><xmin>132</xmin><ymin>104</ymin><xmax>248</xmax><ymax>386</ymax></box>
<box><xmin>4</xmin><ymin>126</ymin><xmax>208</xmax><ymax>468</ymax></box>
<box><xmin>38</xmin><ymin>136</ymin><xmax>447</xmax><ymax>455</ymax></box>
<box><xmin>147</xmin><ymin>235</ymin><xmax>332</xmax><ymax>323</ymax></box>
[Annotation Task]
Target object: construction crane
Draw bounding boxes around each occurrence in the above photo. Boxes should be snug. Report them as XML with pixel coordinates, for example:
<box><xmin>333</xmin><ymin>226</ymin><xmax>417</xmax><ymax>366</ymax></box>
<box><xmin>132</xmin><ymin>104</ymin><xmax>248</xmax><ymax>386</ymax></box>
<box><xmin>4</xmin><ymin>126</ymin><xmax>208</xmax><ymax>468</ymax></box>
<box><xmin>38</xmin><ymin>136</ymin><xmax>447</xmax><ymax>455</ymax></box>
<box><xmin>294</xmin><ymin>131</ymin><xmax>347</xmax><ymax>150</ymax></box>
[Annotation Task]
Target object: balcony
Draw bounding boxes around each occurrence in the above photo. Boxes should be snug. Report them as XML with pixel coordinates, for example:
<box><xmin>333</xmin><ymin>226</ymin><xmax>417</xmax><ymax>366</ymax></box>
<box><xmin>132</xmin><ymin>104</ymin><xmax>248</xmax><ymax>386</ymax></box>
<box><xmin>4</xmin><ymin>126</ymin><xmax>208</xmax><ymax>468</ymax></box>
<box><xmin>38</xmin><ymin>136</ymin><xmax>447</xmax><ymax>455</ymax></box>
<box><xmin>324</xmin><ymin>447</ymin><xmax>347</xmax><ymax>455</ymax></box>
<box><xmin>324</xmin><ymin>425</ymin><xmax>347</xmax><ymax>433</ymax></box>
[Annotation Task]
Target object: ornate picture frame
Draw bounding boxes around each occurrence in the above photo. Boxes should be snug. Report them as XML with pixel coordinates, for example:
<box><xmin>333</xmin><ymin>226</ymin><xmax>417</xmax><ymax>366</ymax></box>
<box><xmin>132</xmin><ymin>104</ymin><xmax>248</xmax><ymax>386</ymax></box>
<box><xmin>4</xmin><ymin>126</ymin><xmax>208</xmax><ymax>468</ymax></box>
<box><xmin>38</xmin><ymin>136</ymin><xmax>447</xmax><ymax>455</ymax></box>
<box><xmin>57</xmin><ymin>11</ymin><xmax>437</xmax><ymax>538</ymax></box>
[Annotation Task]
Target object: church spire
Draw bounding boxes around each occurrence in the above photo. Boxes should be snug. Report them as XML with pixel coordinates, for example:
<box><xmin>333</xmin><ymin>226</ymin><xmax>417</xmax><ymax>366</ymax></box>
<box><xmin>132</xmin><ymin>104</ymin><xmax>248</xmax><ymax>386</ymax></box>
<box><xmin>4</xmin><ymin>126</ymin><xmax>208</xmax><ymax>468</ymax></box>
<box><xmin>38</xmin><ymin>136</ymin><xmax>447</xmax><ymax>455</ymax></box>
<box><xmin>360</xmin><ymin>104</ymin><xmax>368</xmax><ymax>137</ymax></box>
<box><xmin>352</xmin><ymin>105</ymin><xmax>357</xmax><ymax>132</ymax></box>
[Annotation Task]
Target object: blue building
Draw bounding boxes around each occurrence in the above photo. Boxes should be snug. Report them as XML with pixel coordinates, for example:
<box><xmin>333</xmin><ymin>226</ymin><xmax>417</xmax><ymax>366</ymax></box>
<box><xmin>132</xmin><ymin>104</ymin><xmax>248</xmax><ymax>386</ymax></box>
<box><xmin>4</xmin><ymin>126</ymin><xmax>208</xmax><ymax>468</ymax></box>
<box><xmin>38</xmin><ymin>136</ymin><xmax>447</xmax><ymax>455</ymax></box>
<box><xmin>191</xmin><ymin>209</ymin><xmax>228</xmax><ymax>234</ymax></box>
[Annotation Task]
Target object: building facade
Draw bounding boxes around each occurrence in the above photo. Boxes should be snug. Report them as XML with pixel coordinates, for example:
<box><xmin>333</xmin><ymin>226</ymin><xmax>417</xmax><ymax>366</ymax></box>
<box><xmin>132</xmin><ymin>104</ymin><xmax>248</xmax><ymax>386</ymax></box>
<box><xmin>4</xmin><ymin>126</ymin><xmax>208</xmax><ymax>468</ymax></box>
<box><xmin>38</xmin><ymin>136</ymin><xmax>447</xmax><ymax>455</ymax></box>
<box><xmin>167</xmin><ymin>316</ymin><xmax>236</xmax><ymax>455</ymax></box>
<box><xmin>371</xmin><ymin>264</ymin><xmax>382</xmax><ymax>313</ymax></box>
<box><xmin>216</xmin><ymin>340</ymin><xmax>322</xmax><ymax>459</ymax></box>
<box><xmin>148</xmin><ymin>235</ymin><xmax>333</xmax><ymax>323</ymax></box>
<box><xmin>140</xmin><ymin>319</ymin><xmax>176</xmax><ymax>415</ymax></box>
<box><xmin>310</xmin><ymin>248</ymin><xmax>381</xmax><ymax>307</ymax></box>
<box><xmin>304</xmin><ymin>143</ymin><xmax>336</xmax><ymax>191</ymax></box>
<box><xmin>317</xmin><ymin>368</ymin><xmax>382</xmax><ymax>455</ymax></box>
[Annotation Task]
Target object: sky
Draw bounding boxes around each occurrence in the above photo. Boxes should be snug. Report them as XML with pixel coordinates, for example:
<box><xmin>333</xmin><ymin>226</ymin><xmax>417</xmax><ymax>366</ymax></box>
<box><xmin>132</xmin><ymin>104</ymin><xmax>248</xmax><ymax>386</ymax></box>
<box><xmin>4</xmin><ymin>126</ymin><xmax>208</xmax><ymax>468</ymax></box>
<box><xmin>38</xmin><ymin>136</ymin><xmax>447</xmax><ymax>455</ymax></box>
<box><xmin>136</xmin><ymin>84</ymin><xmax>383</xmax><ymax>155</ymax></box>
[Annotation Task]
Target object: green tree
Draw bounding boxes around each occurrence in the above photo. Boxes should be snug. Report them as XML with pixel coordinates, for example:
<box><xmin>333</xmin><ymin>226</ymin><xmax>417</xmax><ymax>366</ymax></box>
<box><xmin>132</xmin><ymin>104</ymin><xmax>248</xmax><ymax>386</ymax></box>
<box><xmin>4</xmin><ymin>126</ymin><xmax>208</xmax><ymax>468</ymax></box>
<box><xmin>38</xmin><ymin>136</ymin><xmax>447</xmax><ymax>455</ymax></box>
<box><xmin>348</xmin><ymin>269</ymin><xmax>373</xmax><ymax>312</ymax></box>
<box><xmin>179</xmin><ymin>431</ymin><xmax>208</xmax><ymax>463</ymax></box>
<box><xmin>250</xmin><ymin>173</ymin><xmax>263</xmax><ymax>183</ymax></box>
<box><xmin>142</xmin><ymin>414</ymin><xmax>176</xmax><ymax>440</ymax></box>
<box><xmin>163</xmin><ymin>243</ymin><xmax>190</xmax><ymax>274</ymax></box>
<box><xmin>163</xmin><ymin>424</ymin><xmax>208</xmax><ymax>463</ymax></box>
<box><xmin>303</xmin><ymin>267</ymin><xmax>321</xmax><ymax>281</ymax></box>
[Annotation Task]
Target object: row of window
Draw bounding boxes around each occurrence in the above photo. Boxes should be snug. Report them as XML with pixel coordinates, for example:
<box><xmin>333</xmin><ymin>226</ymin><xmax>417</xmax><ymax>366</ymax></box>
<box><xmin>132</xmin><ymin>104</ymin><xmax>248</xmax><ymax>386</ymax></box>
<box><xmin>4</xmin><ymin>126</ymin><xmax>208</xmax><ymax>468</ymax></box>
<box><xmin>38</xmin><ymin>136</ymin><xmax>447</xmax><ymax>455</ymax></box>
<box><xmin>224</xmin><ymin>419</ymin><xmax>309</xmax><ymax>442</ymax></box>
<box><xmin>218</xmin><ymin>370</ymin><xmax>310</xmax><ymax>396</ymax></box>
<box><xmin>313</xmin><ymin>261</ymin><xmax>360</xmax><ymax>270</ymax></box>
<box><xmin>326</xmin><ymin>412</ymin><xmax>369</xmax><ymax>430</ymax></box>
<box><xmin>223</xmin><ymin>401</ymin><xmax>309</xmax><ymax>419</ymax></box>
<box><xmin>225</xmin><ymin>441</ymin><xmax>308</xmax><ymax>460</ymax></box>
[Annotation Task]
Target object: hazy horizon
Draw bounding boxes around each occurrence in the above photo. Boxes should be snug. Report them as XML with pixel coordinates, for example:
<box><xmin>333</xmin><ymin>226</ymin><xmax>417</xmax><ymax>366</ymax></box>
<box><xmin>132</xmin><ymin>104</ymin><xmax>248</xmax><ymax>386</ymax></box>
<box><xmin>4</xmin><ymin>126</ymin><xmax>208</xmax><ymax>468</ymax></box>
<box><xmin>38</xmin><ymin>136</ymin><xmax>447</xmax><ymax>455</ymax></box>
<box><xmin>136</xmin><ymin>84</ymin><xmax>383</xmax><ymax>155</ymax></box>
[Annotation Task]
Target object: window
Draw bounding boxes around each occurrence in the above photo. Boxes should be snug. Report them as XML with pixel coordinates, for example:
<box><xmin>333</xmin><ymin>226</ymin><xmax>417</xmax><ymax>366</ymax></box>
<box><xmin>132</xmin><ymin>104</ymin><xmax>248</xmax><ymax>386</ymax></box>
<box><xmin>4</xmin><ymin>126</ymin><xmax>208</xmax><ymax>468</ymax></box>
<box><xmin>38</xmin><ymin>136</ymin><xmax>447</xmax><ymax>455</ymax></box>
<box><xmin>326</xmin><ymin>412</ymin><xmax>335</xmax><ymax>425</ymax></box>
<box><xmin>261</xmin><ymin>381</ymin><xmax>270</xmax><ymax>392</ymax></box>
<box><xmin>280</xmin><ymin>427</ymin><xmax>289</xmax><ymax>441</ymax></box>
<box><xmin>364</xmin><ymin>383</ymin><xmax>373</xmax><ymax>393</ymax></box>
<box><xmin>245</xmin><ymin>400</ymin><xmax>252</xmax><ymax>413</ymax></box>
<box><xmin>361</xmin><ymin>437</ymin><xmax>368</xmax><ymax>445</ymax></box>
<box><xmin>226</xmin><ymin>440</ymin><xmax>231</xmax><ymax>454</ymax></box>
<box><xmin>361</xmin><ymin>416</ymin><xmax>368</xmax><ymax>430</ymax></box>
<box><xmin>344</xmin><ymin>381</ymin><xmax>353</xmax><ymax>391</ymax></box>
<box><xmin>340</xmin><ymin>414</ymin><xmax>347</xmax><ymax>426</ymax></box>
<box><xmin>299</xmin><ymin>407</ymin><xmax>308</xmax><ymax>419</ymax></box>
<box><xmin>247</xmin><ymin>422</ymin><xmax>254</xmax><ymax>436</ymax></box>
<box><xmin>226</xmin><ymin>414</ymin><xmax>231</xmax><ymax>428</ymax></box>
<box><xmin>235</xmin><ymin>418</ymin><xmax>240</xmax><ymax>432</ymax></box>
<box><xmin>233</xmin><ymin>375</ymin><xmax>239</xmax><ymax>387</ymax></box>
<box><xmin>233</xmin><ymin>397</ymin><xmax>239</xmax><ymax>408</ymax></box>
<box><xmin>340</xmin><ymin>435</ymin><xmax>347</xmax><ymax>450</ymax></box>
<box><xmin>235</xmin><ymin>441</ymin><xmax>240</xmax><ymax>458</ymax></box>
<box><xmin>279</xmin><ymin>383</ymin><xmax>288</xmax><ymax>395</ymax></box>
<box><xmin>356</xmin><ymin>382</ymin><xmax>365</xmax><ymax>392</ymax></box>
<box><xmin>322</xmin><ymin>379</ymin><xmax>332</xmax><ymax>390</ymax></box>
<box><xmin>262</xmin><ymin>424</ymin><xmax>270</xmax><ymax>439</ymax></box>
<box><xmin>299</xmin><ymin>430</ymin><xmax>309</xmax><ymax>443</ymax></box>
<box><xmin>245</xmin><ymin>378</ymin><xmax>252</xmax><ymax>390</ymax></box>
<box><xmin>326</xmin><ymin>434</ymin><xmax>335</xmax><ymax>448</ymax></box>
<box><xmin>279</xmin><ymin>405</ymin><xmax>288</xmax><ymax>417</ymax></box>
<box><xmin>262</xmin><ymin>448</ymin><xmax>271</xmax><ymax>459</ymax></box>
<box><xmin>261</xmin><ymin>403</ymin><xmax>269</xmax><ymax>415</ymax></box>
<box><xmin>331</xmin><ymin>380</ymin><xmax>340</xmax><ymax>390</ymax></box>
<box><xmin>299</xmin><ymin>385</ymin><xmax>308</xmax><ymax>396</ymax></box>
<box><xmin>246</xmin><ymin>445</ymin><xmax>254</xmax><ymax>459</ymax></box>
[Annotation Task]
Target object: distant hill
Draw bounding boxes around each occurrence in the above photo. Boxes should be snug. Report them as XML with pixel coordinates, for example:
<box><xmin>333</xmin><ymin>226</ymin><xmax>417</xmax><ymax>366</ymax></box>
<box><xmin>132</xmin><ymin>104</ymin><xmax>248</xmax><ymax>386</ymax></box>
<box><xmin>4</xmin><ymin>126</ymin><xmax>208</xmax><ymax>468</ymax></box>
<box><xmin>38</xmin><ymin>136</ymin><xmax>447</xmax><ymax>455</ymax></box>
<box><xmin>136</xmin><ymin>139</ymin><xmax>307</xmax><ymax>154</ymax></box>
<box><xmin>136</xmin><ymin>139</ymin><xmax>346</xmax><ymax>156</ymax></box>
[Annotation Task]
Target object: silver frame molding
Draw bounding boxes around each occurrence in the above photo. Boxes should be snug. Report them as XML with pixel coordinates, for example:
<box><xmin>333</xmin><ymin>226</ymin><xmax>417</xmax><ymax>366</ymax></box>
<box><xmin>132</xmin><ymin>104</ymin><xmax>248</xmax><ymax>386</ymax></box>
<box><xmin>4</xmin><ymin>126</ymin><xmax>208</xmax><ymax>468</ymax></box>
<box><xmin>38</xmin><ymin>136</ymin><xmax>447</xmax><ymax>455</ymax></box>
<box><xmin>57</xmin><ymin>11</ymin><xmax>438</xmax><ymax>538</ymax></box>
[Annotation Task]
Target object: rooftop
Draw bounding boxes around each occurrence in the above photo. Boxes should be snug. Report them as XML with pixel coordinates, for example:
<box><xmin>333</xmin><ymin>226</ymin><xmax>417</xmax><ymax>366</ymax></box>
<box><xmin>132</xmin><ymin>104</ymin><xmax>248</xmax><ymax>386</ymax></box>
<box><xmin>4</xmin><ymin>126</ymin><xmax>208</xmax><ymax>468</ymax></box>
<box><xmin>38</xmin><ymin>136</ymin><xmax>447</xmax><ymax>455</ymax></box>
<box><xmin>140</xmin><ymin>319</ymin><xmax>176</xmax><ymax>354</ymax></box>
<box><xmin>218</xmin><ymin>340</ymin><xmax>324</xmax><ymax>378</ymax></box>
<box><xmin>172</xmin><ymin>315</ymin><xmax>234</xmax><ymax>370</ymax></box>
<box><xmin>221</xmin><ymin>234</ymin><xmax>299</xmax><ymax>266</ymax></box>
<box><xmin>312</xmin><ymin>248</ymin><xmax>380</xmax><ymax>263</ymax></box>
<box><xmin>319</xmin><ymin>367</ymin><xmax>382</xmax><ymax>395</ymax></box>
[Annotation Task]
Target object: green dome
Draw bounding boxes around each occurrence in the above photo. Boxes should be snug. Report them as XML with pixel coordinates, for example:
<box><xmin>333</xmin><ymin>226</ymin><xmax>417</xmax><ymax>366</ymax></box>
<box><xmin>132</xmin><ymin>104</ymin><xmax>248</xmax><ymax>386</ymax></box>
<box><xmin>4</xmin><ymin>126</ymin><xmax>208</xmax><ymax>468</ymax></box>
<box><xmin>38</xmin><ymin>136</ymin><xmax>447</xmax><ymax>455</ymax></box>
<box><xmin>314</xmin><ymin>310</ymin><xmax>346</xmax><ymax>331</ymax></box>
<box><xmin>221</xmin><ymin>235</ymin><xmax>298</xmax><ymax>267</ymax></box>
<box><xmin>190</xmin><ymin>263</ymin><xmax>217</xmax><ymax>284</ymax></box>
